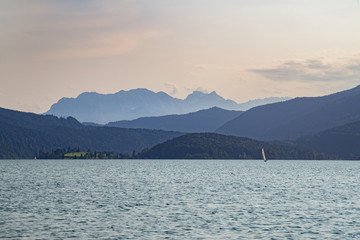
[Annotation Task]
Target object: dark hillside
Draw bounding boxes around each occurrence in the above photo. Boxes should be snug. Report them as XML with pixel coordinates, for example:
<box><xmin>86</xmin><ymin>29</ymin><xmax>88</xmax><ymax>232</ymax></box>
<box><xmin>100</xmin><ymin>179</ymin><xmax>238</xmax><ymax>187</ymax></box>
<box><xmin>107</xmin><ymin>107</ymin><xmax>242</xmax><ymax>132</ymax></box>
<box><xmin>0</xmin><ymin>107</ymin><xmax>183</xmax><ymax>159</ymax></box>
<box><xmin>296</xmin><ymin>120</ymin><xmax>360</xmax><ymax>159</ymax></box>
<box><xmin>217</xmin><ymin>85</ymin><xmax>360</xmax><ymax>140</ymax></box>
<box><xmin>138</xmin><ymin>133</ymin><xmax>329</xmax><ymax>160</ymax></box>
<box><xmin>0</xmin><ymin>107</ymin><xmax>82</xmax><ymax>130</ymax></box>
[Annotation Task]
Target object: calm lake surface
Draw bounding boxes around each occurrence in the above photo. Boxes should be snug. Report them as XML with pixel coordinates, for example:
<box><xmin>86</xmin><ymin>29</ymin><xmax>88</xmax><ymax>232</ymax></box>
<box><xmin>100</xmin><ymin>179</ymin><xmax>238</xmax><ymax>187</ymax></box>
<box><xmin>1</xmin><ymin>160</ymin><xmax>360</xmax><ymax>239</ymax></box>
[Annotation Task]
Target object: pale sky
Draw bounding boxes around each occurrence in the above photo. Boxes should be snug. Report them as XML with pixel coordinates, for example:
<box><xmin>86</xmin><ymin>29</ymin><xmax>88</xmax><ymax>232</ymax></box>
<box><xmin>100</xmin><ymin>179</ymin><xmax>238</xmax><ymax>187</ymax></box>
<box><xmin>0</xmin><ymin>0</ymin><xmax>359</xmax><ymax>113</ymax></box>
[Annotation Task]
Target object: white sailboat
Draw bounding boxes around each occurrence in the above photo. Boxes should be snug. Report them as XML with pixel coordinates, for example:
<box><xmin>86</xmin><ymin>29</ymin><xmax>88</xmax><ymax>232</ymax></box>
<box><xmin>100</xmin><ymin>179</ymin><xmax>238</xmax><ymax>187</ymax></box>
<box><xmin>262</xmin><ymin>148</ymin><xmax>267</xmax><ymax>162</ymax></box>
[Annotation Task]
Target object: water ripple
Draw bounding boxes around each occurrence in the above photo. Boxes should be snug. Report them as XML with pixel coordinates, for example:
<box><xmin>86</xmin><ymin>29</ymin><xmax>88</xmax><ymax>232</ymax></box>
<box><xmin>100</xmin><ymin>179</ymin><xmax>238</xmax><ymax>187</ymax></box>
<box><xmin>1</xmin><ymin>160</ymin><xmax>360</xmax><ymax>239</ymax></box>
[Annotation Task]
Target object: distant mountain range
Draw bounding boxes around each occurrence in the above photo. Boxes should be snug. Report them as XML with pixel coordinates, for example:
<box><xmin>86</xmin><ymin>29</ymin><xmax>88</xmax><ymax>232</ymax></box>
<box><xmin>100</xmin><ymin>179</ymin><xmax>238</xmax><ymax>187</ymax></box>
<box><xmin>2</xmin><ymin>85</ymin><xmax>360</xmax><ymax>159</ymax></box>
<box><xmin>138</xmin><ymin>133</ymin><xmax>329</xmax><ymax>160</ymax></box>
<box><xmin>45</xmin><ymin>88</ymin><xmax>289</xmax><ymax>124</ymax></box>
<box><xmin>107</xmin><ymin>107</ymin><xmax>243</xmax><ymax>133</ymax></box>
<box><xmin>0</xmin><ymin>107</ymin><xmax>183</xmax><ymax>158</ymax></box>
<box><xmin>217</xmin><ymin>85</ymin><xmax>360</xmax><ymax>141</ymax></box>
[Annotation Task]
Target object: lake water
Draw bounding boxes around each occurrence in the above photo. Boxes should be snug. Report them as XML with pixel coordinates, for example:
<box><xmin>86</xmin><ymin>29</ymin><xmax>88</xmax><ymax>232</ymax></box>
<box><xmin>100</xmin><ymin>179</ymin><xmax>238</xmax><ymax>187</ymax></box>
<box><xmin>1</xmin><ymin>160</ymin><xmax>360</xmax><ymax>239</ymax></box>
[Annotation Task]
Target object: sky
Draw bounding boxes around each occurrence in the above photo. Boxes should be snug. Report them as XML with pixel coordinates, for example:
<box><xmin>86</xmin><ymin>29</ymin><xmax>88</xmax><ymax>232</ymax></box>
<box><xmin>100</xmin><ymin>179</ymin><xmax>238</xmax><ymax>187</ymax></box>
<box><xmin>0</xmin><ymin>0</ymin><xmax>359</xmax><ymax>113</ymax></box>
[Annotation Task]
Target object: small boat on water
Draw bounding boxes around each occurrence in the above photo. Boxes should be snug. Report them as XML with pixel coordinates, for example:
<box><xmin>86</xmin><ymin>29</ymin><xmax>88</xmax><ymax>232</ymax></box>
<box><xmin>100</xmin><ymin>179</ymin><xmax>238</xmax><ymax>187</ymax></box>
<box><xmin>262</xmin><ymin>148</ymin><xmax>267</xmax><ymax>162</ymax></box>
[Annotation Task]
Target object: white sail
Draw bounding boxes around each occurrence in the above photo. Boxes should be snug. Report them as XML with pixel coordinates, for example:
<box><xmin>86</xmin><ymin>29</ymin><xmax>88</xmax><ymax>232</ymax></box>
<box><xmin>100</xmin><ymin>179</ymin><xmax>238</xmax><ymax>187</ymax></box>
<box><xmin>262</xmin><ymin>148</ymin><xmax>267</xmax><ymax>162</ymax></box>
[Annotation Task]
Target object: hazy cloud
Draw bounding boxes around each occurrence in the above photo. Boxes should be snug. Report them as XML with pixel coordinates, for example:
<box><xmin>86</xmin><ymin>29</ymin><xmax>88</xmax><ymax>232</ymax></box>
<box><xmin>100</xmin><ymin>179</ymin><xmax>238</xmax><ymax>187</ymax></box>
<box><xmin>163</xmin><ymin>83</ymin><xmax>178</xmax><ymax>95</ymax></box>
<box><xmin>46</xmin><ymin>31</ymin><xmax>159</xmax><ymax>59</ymax></box>
<box><xmin>249</xmin><ymin>57</ymin><xmax>360</xmax><ymax>82</ymax></box>
<box><xmin>0</xmin><ymin>0</ymin><xmax>159</xmax><ymax>59</ymax></box>
<box><xmin>195</xmin><ymin>87</ymin><xmax>209</xmax><ymax>93</ymax></box>
<box><xmin>1</xmin><ymin>0</ymin><xmax>360</xmax><ymax>113</ymax></box>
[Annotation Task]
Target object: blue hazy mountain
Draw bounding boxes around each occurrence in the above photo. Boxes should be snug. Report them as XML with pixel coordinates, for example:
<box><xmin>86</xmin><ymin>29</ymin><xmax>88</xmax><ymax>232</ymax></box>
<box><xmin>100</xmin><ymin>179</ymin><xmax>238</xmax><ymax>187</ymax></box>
<box><xmin>237</xmin><ymin>97</ymin><xmax>290</xmax><ymax>111</ymax></box>
<box><xmin>296</xmin><ymin>120</ymin><xmax>360</xmax><ymax>159</ymax></box>
<box><xmin>107</xmin><ymin>107</ymin><xmax>243</xmax><ymax>133</ymax></box>
<box><xmin>217</xmin><ymin>85</ymin><xmax>360</xmax><ymax>141</ymax></box>
<box><xmin>45</xmin><ymin>88</ymin><xmax>288</xmax><ymax>124</ymax></box>
<box><xmin>0</xmin><ymin>107</ymin><xmax>183</xmax><ymax>158</ymax></box>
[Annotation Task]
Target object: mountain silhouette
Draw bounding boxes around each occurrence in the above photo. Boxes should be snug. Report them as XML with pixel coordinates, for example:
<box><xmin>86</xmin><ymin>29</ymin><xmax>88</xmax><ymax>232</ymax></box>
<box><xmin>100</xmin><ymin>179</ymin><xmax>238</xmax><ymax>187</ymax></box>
<box><xmin>45</xmin><ymin>88</ymin><xmax>289</xmax><ymax>124</ymax></box>
<box><xmin>217</xmin><ymin>85</ymin><xmax>360</xmax><ymax>141</ymax></box>
<box><xmin>107</xmin><ymin>107</ymin><xmax>243</xmax><ymax>132</ymax></box>
<box><xmin>0</xmin><ymin>107</ymin><xmax>183</xmax><ymax>158</ymax></box>
<box><xmin>137</xmin><ymin>133</ymin><xmax>328</xmax><ymax>160</ymax></box>
<box><xmin>296</xmin><ymin>120</ymin><xmax>360</xmax><ymax>159</ymax></box>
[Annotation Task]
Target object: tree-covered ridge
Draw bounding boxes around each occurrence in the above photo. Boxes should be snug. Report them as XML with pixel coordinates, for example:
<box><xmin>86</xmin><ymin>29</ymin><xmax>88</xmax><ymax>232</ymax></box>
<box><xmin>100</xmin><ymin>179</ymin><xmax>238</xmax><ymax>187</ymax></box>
<box><xmin>138</xmin><ymin>133</ymin><xmax>330</xmax><ymax>160</ymax></box>
<box><xmin>0</xmin><ymin>107</ymin><xmax>184</xmax><ymax>159</ymax></box>
<box><xmin>0</xmin><ymin>121</ymin><xmax>43</xmax><ymax>159</ymax></box>
<box><xmin>0</xmin><ymin>123</ymin><xmax>183</xmax><ymax>159</ymax></box>
<box><xmin>296</xmin><ymin>120</ymin><xmax>360</xmax><ymax>159</ymax></box>
<box><xmin>0</xmin><ymin>107</ymin><xmax>82</xmax><ymax>131</ymax></box>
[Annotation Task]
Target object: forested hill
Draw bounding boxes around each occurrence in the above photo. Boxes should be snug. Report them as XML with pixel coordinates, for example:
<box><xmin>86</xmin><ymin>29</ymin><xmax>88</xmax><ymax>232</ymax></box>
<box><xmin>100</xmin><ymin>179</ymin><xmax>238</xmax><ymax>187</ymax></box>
<box><xmin>107</xmin><ymin>107</ymin><xmax>242</xmax><ymax>132</ymax></box>
<box><xmin>138</xmin><ymin>133</ymin><xmax>329</xmax><ymax>160</ymax></box>
<box><xmin>0</xmin><ymin>107</ymin><xmax>82</xmax><ymax>130</ymax></box>
<box><xmin>0</xmin><ymin>107</ymin><xmax>183</xmax><ymax>159</ymax></box>
<box><xmin>296</xmin><ymin>120</ymin><xmax>360</xmax><ymax>159</ymax></box>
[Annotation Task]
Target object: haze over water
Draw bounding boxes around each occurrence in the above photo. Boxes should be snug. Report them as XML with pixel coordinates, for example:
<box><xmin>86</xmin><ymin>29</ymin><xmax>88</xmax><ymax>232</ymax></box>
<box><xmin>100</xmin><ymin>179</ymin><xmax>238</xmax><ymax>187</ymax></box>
<box><xmin>1</xmin><ymin>160</ymin><xmax>360</xmax><ymax>239</ymax></box>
